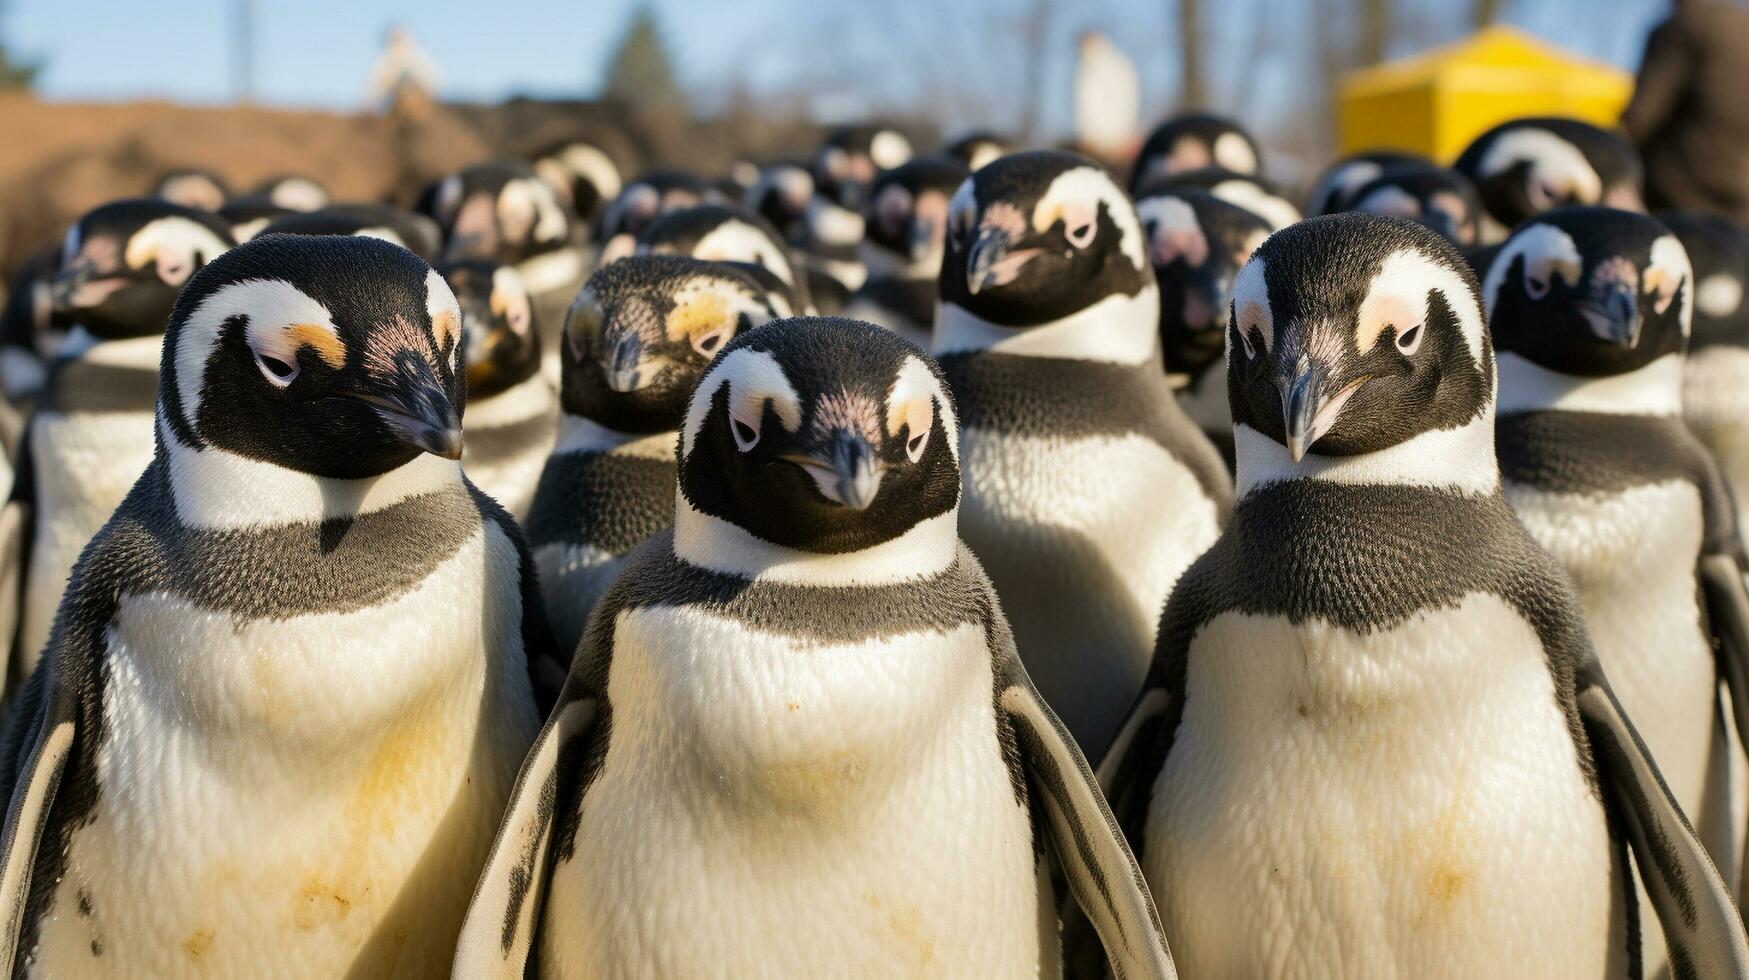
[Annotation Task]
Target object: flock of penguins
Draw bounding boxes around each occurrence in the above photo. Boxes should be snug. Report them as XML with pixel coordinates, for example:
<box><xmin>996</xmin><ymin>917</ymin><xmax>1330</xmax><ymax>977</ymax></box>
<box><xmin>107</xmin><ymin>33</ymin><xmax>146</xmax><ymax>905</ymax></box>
<box><xmin>0</xmin><ymin>110</ymin><xmax>1740</xmax><ymax>978</ymax></box>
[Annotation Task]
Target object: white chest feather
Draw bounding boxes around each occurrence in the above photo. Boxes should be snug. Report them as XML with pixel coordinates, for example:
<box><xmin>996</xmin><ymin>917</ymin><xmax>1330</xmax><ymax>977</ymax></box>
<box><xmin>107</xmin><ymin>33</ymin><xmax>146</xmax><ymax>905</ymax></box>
<box><xmin>1149</xmin><ymin>595</ymin><xmax>1620</xmax><ymax>979</ymax></box>
<box><xmin>1684</xmin><ymin>346</ymin><xmax>1749</xmax><ymax>535</ymax></box>
<box><xmin>31</xmin><ymin>524</ymin><xmax>539</xmax><ymax>979</ymax></box>
<box><xmin>460</xmin><ymin>377</ymin><xmax>559</xmax><ymax>521</ymax></box>
<box><xmin>1506</xmin><ymin>480</ymin><xmax>1715</xmax><ymax>829</ymax></box>
<box><xmin>542</xmin><ymin>605</ymin><xmax>1040</xmax><ymax>978</ymax></box>
<box><xmin>23</xmin><ymin>409</ymin><xmax>158</xmax><ymax>666</ymax></box>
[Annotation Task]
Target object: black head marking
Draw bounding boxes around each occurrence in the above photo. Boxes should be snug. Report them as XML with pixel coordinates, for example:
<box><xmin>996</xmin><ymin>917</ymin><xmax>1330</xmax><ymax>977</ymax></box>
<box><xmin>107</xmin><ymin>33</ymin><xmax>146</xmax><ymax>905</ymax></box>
<box><xmin>1135</xmin><ymin>188</ymin><xmax>1271</xmax><ymax>378</ymax></box>
<box><xmin>153</xmin><ymin>168</ymin><xmax>232</xmax><ymax>211</ymax></box>
<box><xmin>260</xmin><ymin>204</ymin><xmax>443</xmax><ymax>262</ymax></box>
<box><xmin>863</xmin><ymin>156</ymin><xmax>972</xmax><ymax>270</ymax></box>
<box><xmin>594</xmin><ymin>170</ymin><xmax>710</xmax><ymax>246</ymax></box>
<box><xmin>1228</xmin><ymin>213</ymin><xmax>1491</xmax><ymax>460</ymax></box>
<box><xmin>1129</xmin><ymin>113</ymin><xmax>1262</xmax><ymax>192</ymax></box>
<box><xmin>54</xmin><ymin>198</ymin><xmax>236</xmax><ymax>340</ymax></box>
<box><xmin>942</xmin><ymin>131</ymin><xmax>1013</xmax><ymax>172</ymax></box>
<box><xmin>679</xmin><ymin>317</ymin><xmax>959</xmax><ymax>553</ymax></box>
<box><xmin>561</xmin><ymin>254</ymin><xmax>780</xmax><ymax>432</ymax></box>
<box><xmin>1349</xmin><ymin>166</ymin><xmax>1483</xmax><ymax>248</ymax></box>
<box><xmin>939</xmin><ymin>149</ymin><xmax>1151</xmax><ymax>326</ymax></box>
<box><xmin>1486</xmin><ymin>206</ymin><xmax>1691</xmax><ymax>377</ymax></box>
<box><xmin>249</xmin><ymin>174</ymin><xmax>329</xmax><ymax>212</ymax></box>
<box><xmin>529</xmin><ymin>133</ymin><xmax>632</xmax><ymax>222</ymax></box>
<box><xmin>1657</xmin><ymin>210</ymin><xmax>1749</xmax><ymax>350</ymax></box>
<box><xmin>635</xmin><ymin>203</ymin><xmax>799</xmax><ymax>289</ymax></box>
<box><xmin>1306</xmin><ymin>150</ymin><xmax>1436</xmax><ymax>215</ymax></box>
<box><xmin>813</xmin><ymin>124</ymin><xmax>915</xmax><ymax>210</ymax></box>
<box><xmin>440</xmin><ymin>259</ymin><xmax>542</xmax><ymax>399</ymax></box>
<box><xmin>433</xmin><ymin>161</ymin><xmax>576</xmax><ymax>265</ymax></box>
<box><xmin>1454</xmin><ymin>117</ymin><xmax>1644</xmax><ymax>227</ymax></box>
<box><xmin>160</xmin><ymin>233</ymin><xmax>467</xmax><ymax>478</ymax></box>
<box><xmin>744</xmin><ymin>162</ymin><xmax>815</xmax><ymax>243</ymax></box>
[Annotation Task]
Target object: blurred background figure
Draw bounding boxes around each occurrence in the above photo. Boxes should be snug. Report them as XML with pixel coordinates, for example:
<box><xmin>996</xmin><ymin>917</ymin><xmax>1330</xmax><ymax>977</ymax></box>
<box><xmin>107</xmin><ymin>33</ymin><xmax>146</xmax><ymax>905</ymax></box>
<box><xmin>366</xmin><ymin>24</ymin><xmax>439</xmax><ymax>116</ymax></box>
<box><xmin>1073</xmin><ymin>30</ymin><xmax>1139</xmax><ymax>165</ymax></box>
<box><xmin>1622</xmin><ymin>0</ymin><xmax>1749</xmax><ymax>222</ymax></box>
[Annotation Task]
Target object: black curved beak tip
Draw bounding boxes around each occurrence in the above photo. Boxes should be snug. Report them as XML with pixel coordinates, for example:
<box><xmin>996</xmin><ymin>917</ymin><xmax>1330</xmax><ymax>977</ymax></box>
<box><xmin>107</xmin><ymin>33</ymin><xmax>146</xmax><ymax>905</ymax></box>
<box><xmin>363</xmin><ymin>394</ymin><xmax>464</xmax><ymax>460</ymax></box>
<box><xmin>1579</xmin><ymin>286</ymin><xmax>1642</xmax><ymax>347</ymax></box>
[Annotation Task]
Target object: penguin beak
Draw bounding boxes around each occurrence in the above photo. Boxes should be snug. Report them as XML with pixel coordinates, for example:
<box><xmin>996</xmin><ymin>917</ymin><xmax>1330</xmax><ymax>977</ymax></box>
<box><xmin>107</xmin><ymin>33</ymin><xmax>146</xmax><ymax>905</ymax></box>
<box><xmin>51</xmin><ymin>256</ymin><xmax>130</xmax><ymax>312</ymax></box>
<box><xmin>785</xmin><ymin>430</ymin><xmax>883</xmax><ymax>510</ymax></box>
<box><xmin>601</xmin><ymin>331</ymin><xmax>645</xmax><ymax>393</ymax></box>
<box><xmin>966</xmin><ymin>228</ymin><xmax>1041</xmax><ymax>295</ymax></box>
<box><xmin>1576</xmin><ymin>281</ymin><xmax>1642</xmax><ymax>348</ymax></box>
<box><xmin>348</xmin><ymin>357</ymin><xmax>464</xmax><ymax>460</ymax></box>
<box><xmin>1280</xmin><ymin>359</ymin><xmax>1368</xmax><ymax>464</ymax></box>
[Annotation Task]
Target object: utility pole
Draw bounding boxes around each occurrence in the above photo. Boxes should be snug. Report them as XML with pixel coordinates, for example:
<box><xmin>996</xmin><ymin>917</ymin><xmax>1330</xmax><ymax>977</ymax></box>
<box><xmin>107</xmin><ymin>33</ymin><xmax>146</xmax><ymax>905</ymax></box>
<box><xmin>232</xmin><ymin>0</ymin><xmax>256</xmax><ymax>104</ymax></box>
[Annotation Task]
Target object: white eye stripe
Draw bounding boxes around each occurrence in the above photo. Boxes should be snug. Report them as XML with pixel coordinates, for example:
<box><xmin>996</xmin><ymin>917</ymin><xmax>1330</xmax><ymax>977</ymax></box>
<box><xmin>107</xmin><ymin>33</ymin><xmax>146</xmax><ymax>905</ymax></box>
<box><xmin>682</xmin><ymin>348</ymin><xmax>801</xmax><ymax>459</ymax></box>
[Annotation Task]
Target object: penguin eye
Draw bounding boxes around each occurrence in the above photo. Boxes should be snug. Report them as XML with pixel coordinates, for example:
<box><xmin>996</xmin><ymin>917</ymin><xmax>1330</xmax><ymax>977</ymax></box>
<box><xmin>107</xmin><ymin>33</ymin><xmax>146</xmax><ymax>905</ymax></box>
<box><xmin>1394</xmin><ymin>322</ymin><xmax>1423</xmax><ymax>355</ymax></box>
<box><xmin>730</xmin><ymin>413</ymin><xmax>760</xmax><ymax>451</ymax></box>
<box><xmin>253</xmin><ymin>348</ymin><xmax>299</xmax><ymax>387</ymax></box>
<box><xmin>692</xmin><ymin>327</ymin><xmax>729</xmax><ymax>358</ymax></box>
<box><xmin>1066</xmin><ymin>221</ymin><xmax>1096</xmax><ymax>249</ymax></box>
<box><xmin>905</xmin><ymin>426</ymin><xmax>928</xmax><ymax>462</ymax></box>
<box><xmin>1235</xmin><ymin>324</ymin><xmax>1257</xmax><ymax>362</ymax></box>
<box><xmin>1525</xmin><ymin>275</ymin><xmax>1550</xmax><ymax>300</ymax></box>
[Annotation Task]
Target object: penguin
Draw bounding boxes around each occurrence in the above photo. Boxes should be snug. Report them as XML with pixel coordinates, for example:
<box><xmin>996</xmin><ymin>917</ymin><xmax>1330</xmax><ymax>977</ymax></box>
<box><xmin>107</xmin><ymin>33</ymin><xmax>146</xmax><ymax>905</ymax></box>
<box><xmin>151</xmin><ymin>168</ymin><xmax>230</xmax><ymax>212</ymax></box>
<box><xmin>216</xmin><ymin>198</ymin><xmax>294</xmax><ymax>243</ymax></box>
<box><xmin>1454</xmin><ymin>116</ymin><xmax>1644</xmax><ymax>241</ymax></box>
<box><xmin>1098</xmin><ymin>212</ymin><xmax>1749</xmax><ymax>979</ymax></box>
<box><xmin>944</xmin><ymin>130</ymin><xmax>1013</xmax><ymax>172</ymax></box>
<box><xmin>1305</xmin><ymin>149</ymin><xmax>1435</xmax><ymax>215</ymax></box>
<box><xmin>16</xmin><ymin>199</ymin><xmax>235</xmax><ymax>677</ymax></box>
<box><xmin>744</xmin><ymin>161</ymin><xmax>815</xmax><ymax>246</ymax></box>
<box><xmin>843</xmin><ymin>156</ymin><xmax>971</xmax><ymax>349</ymax></box>
<box><xmin>248</xmin><ymin>174</ymin><xmax>329</xmax><ymax>213</ymax></box>
<box><xmin>593</xmin><ymin>171</ymin><xmax>710</xmax><ymax>268</ymax></box>
<box><xmin>455</xmin><ymin>316</ymin><xmax>1174</xmax><ymax>978</ymax></box>
<box><xmin>935</xmin><ymin>149</ymin><xmax>1232</xmax><ymax>758</ymax></box>
<box><xmin>632</xmin><ymin>203</ymin><xmax>808</xmax><ymax>307</ymax></box>
<box><xmin>1486</xmin><ymin>207</ymin><xmax>1749</xmax><ymax>959</ymax></box>
<box><xmin>1133</xmin><ymin>186</ymin><xmax>1271</xmax><ymax>464</ymax></box>
<box><xmin>260</xmin><ymin>203</ymin><xmax>443</xmax><ymax>263</ymax></box>
<box><xmin>441</xmin><ymin>259</ymin><xmax>559</xmax><ymax>521</ymax></box>
<box><xmin>812</xmin><ymin>124</ymin><xmax>915</xmax><ymax>211</ymax></box>
<box><xmin>1672</xmin><ymin>211</ymin><xmax>1749</xmax><ymax>533</ymax></box>
<box><xmin>1348</xmin><ymin>164</ymin><xmax>1484</xmax><ymax>249</ymax></box>
<box><xmin>0</xmin><ymin>233</ymin><xmax>550</xmax><ymax>977</ymax></box>
<box><xmin>530</xmin><ymin>135</ymin><xmax>628</xmax><ymax>228</ymax></box>
<box><xmin>1138</xmin><ymin>166</ymin><xmax>1302</xmax><ymax>232</ymax></box>
<box><xmin>1128</xmin><ymin>112</ymin><xmax>1262</xmax><ymax>192</ymax></box>
<box><xmin>525</xmin><ymin>254</ymin><xmax>790</xmax><ymax>657</ymax></box>
<box><xmin>0</xmin><ymin>246</ymin><xmax>67</xmax><ymax>413</ymax></box>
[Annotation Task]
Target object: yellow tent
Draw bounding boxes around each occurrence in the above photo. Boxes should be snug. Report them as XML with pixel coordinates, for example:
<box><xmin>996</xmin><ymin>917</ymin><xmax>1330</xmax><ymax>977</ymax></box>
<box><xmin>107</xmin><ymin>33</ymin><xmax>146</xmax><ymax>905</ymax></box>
<box><xmin>1338</xmin><ymin>25</ymin><xmax>1634</xmax><ymax>163</ymax></box>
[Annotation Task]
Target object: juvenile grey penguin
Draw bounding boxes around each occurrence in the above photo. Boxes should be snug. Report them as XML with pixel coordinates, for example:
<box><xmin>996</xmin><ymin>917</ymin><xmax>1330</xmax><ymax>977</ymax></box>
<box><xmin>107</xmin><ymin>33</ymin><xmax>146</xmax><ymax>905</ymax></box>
<box><xmin>1488</xmin><ymin>207</ymin><xmax>1749</xmax><ymax>961</ymax></box>
<box><xmin>456</xmin><ymin>317</ymin><xmax>1174</xmax><ymax>978</ymax></box>
<box><xmin>1100</xmin><ymin>212</ymin><xmax>1749</xmax><ymax>978</ymax></box>
<box><xmin>1133</xmin><ymin>186</ymin><xmax>1271</xmax><ymax>463</ymax></box>
<box><xmin>0</xmin><ymin>233</ymin><xmax>551</xmax><ymax>976</ymax></box>
<box><xmin>17</xmin><ymin>199</ymin><xmax>234</xmax><ymax>674</ymax></box>
<box><xmin>1668</xmin><ymin>212</ymin><xmax>1749</xmax><ymax>533</ymax></box>
<box><xmin>525</xmin><ymin>254</ymin><xmax>789</xmax><ymax>657</ymax></box>
<box><xmin>1454</xmin><ymin>116</ymin><xmax>1645</xmax><ymax>241</ymax></box>
<box><xmin>441</xmin><ymin>259</ymin><xmax>560</xmax><ymax>520</ymax></box>
<box><xmin>935</xmin><ymin>150</ymin><xmax>1232</xmax><ymax>758</ymax></box>
<box><xmin>844</xmin><ymin>156</ymin><xmax>971</xmax><ymax>348</ymax></box>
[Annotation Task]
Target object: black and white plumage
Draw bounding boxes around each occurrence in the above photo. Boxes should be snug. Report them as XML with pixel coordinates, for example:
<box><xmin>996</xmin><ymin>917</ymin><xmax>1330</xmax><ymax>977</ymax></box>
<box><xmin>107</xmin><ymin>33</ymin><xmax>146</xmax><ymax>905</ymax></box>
<box><xmin>530</xmin><ymin>135</ymin><xmax>629</xmax><ymax>226</ymax></box>
<box><xmin>1454</xmin><ymin>117</ymin><xmax>1645</xmax><ymax>240</ymax></box>
<box><xmin>151</xmin><ymin>168</ymin><xmax>230</xmax><ymax>212</ymax></box>
<box><xmin>812</xmin><ymin>124</ymin><xmax>915</xmax><ymax>211</ymax></box>
<box><xmin>0</xmin><ymin>233</ymin><xmax>551</xmax><ymax>975</ymax></box>
<box><xmin>1347</xmin><ymin>164</ymin><xmax>1484</xmax><ymax>249</ymax></box>
<box><xmin>934</xmin><ymin>149</ymin><xmax>1231</xmax><ymax>758</ymax></box>
<box><xmin>843</xmin><ymin>155</ymin><xmax>971</xmax><ymax>348</ymax></box>
<box><xmin>0</xmin><ymin>246</ymin><xmax>67</xmax><ymax>411</ymax></box>
<box><xmin>1137</xmin><ymin>165</ymin><xmax>1301</xmax><ymax>232</ymax></box>
<box><xmin>1668</xmin><ymin>212</ymin><xmax>1749</xmax><ymax>534</ymax></box>
<box><xmin>1487</xmin><ymin>207</ymin><xmax>1749</xmax><ymax>962</ymax></box>
<box><xmin>593</xmin><ymin>171</ymin><xmax>710</xmax><ymax>268</ymax></box>
<box><xmin>743</xmin><ymin>161</ymin><xmax>815</xmax><ymax>247</ymax></box>
<box><xmin>457</xmin><ymin>317</ymin><xmax>1174</xmax><ymax>978</ymax></box>
<box><xmin>1128</xmin><ymin>113</ymin><xmax>1262</xmax><ymax>192</ymax></box>
<box><xmin>248</xmin><ymin>174</ymin><xmax>329</xmax><ymax>213</ymax></box>
<box><xmin>1304</xmin><ymin>149</ymin><xmax>1434</xmax><ymax>216</ymax></box>
<box><xmin>14</xmin><ymin>199</ymin><xmax>236</xmax><ymax>676</ymax></box>
<box><xmin>441</xmin><ymin>259</ymin><xmax>559</xmax><ymax>520</ymax></box>
<box><xmin>1133</xmin><ymin>186</ymin><xmax>1271</xmax><ymax>463</ymax></box>
<box><xmin>218</xmin><ymin>176</ymin><xmax>328</xmax><ymax>243</ymax></box>
<box><xmin>634</xmin><ymin>202</ymin><xmax>811</xmax><ymax>310</ymax></box>
<box><xmin>943</xmin><ymin>131</ymin><xmax>1013</xmax><ymax>172</ymax></box>
<box><xmin>526</xmin><ymin>254</ymin><xmax>789</xmax><ymax>657</ymax></box>
<box><xmin>259</xmin><ymin>203</ymin><xmax>443</xmax><ymax>262</ymax></box>
<box><xmin>1100</xmin><ymin>212</ymin><xmax>1749</xmax><ymax>977</ymax></box>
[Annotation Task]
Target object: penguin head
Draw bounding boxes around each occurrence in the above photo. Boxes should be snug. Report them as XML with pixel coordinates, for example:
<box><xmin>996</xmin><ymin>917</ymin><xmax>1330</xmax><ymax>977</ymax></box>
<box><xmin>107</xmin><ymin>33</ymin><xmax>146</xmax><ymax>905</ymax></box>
<box><xmin>813</xmin><ymin>125</ymin><xmax>914</xmax><ymax>210</ymax></box>
<box><xmin>260</xmin><ymin>204</ymin><xmax>443</xmax><ymax>263</ymax></box>
<box><xmin>939</xmin><ymin>150</ymin><xmax>1151</xmax><ymax>326</ymax></box>
<box><xmin>53</xmin><ymin>199</ymin><xmax>235</xmax><ymax>339</ymax></box>
<box><xmin>1349</xmin><ymin>166</ymin><xmax>1483</xmax><ymax>247</ymax></box>
<box><xmin>219</xmin><ymin>199</ymin><xmax>295</xmax><ymax>243</ymax></box>
<box><xmin>1</xmin><ymin>245</ymin><xmax>68</xmax><ymax>361</ymax></box>
<box><xmin>678</xmin><ymin>317</ymin><xmax>958</xmax><ymax>554</ymax></box>
<box><xmin>1657</xmin><ymin>210</ymin><xmax>1749</xmax><ymax>350</ymax></box>
<box><xmin>862</xmin><ymin>156</ymin><xmax>971</xmax><ymax>277</ymax></box>
<box><xmin>943</xmin><ymin>131</ymin><xmax>1012</xmax><ymax>172</ymax></box>
<box><xmin>562</xmin><ymin>255</ymin><xmax>782</xmax><ymax>432</ymax></box>
<box><xmin>1140</xmin><ymin>166</ymin><xmax>1302</xmax><ymax>232</ymax></box>
<box><xmin>1129</xmin><ymin>113</ymin><xmax>1261</xmax><ymax>191</ymax></box>
<box><xmin>158</xmin><ymin>233</ymin><xmax>467</xmax><ymax>479</ymax></box>
<box><xmin>1454</xmin><ymin>117</ymin><xmax>1644</xmax><ymax>227</ymax></box>
<box><xmin>1484</xmin><ymin>207</ymin><xmax>1691</xmax><ymax>378</ymax></box>
<box><xmin>1136</xmin><ymin>188</ymin><xmax>1270</xmax><ymax>378</ymax></box>
<box><xmin>745</xmin><ymin>162</ymin><xmax>815</xmax><ymax>242</ymax></box>
<box><xmin>153</xmin><ymin>168</ymin><xmax>231</xmax><ymax>211</ymax></box>
<box><xmin>1305</xmin><ymin>151</ymin><xmax>1434</xmax><ymax>216</ymax></box>
<box><xmin>438</xmin><ymin>260</ymin><xmax>541</xmax><ymax>400</ymax></box>
<box><xmin>1229</xmin><ymin>213</ymin><xmax>1490</xmax><ymax>462</ymax></box>
<box><xmin>531</xmin><ymin>137</ymin><xmax>625</xmax><ymax>223</ymax></box>
<box><xmin>250</xmin><ymin>175</ymin><xmax>329</xmax><ymax>213</ymax></box>
<box><xmin>434</xmin><ymin>162</ymin><xmax>574</xmax><ymax>266</ymax></box>
<box><xmin>635</xmin><ymin>204</ymin><xmax>800</xmax><ymax>289</ymax></box>
<box><xmin>594</xmin><ymin>171</ymin><xmax>709</xmax><ymax>264</ymax></box>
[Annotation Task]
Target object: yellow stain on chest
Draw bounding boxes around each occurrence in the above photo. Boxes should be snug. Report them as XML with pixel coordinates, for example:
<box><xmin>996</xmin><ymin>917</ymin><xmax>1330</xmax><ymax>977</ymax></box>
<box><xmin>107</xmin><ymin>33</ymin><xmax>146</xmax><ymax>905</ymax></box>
<box><xmin>182</xmin><ymin>928</ymin><xmax>215</xmax><ymax>960</ymax></box>
<box><xmin>864</xmin><ymin>894</ymin><xmax>936</xmax><ymax>974</ymax></box>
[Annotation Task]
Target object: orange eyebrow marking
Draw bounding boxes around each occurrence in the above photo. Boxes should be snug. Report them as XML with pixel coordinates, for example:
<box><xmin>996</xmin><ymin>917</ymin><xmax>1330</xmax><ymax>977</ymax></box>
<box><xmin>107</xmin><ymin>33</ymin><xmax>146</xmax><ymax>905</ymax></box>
<box><xmin>286</xmin><ymin>323</ymin><xmax>346</xmax><ymax>369</ymax></box>
<box><xmin>431</xmin><ymin>308</ymin><xmax>461</xmax><ymax>352</ymax></box>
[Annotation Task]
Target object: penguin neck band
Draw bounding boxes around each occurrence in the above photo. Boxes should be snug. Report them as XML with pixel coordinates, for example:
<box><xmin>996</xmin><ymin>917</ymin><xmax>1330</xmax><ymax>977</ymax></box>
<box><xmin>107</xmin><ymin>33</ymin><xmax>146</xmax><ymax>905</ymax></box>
<box><xmin>671</xmin><ymin>496</ymin><xmax>960</xmax><ymax>587</ymax></box>
<box><xmin>932</xmin><ymin>284</ymin><xmax>1160</xmax><ymax>365</ymax></box>
<box><xmin>1495</xmin><ymin>351</ymin><xmax>1683</xmax><ymax>418</ymax></box>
